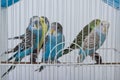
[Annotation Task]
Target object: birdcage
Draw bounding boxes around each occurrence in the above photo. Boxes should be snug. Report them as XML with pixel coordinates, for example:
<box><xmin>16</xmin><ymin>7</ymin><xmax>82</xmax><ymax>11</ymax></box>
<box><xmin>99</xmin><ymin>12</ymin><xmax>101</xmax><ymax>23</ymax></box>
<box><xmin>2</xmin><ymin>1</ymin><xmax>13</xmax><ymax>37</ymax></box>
<box><xmin>0</xmin><ymin>0</ymin><xmax>120</xmax><ymax>80</ymax></box>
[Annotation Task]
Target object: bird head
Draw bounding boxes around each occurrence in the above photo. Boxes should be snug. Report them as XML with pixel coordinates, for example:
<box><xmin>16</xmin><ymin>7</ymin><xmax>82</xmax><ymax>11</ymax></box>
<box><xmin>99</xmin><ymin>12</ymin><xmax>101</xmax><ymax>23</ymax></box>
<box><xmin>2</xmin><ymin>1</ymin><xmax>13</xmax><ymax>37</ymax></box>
<box><xmin>99</xmin><ymin>21</ymin><xmax>110</xmax><ymax>35</ymax></box>
<box><xmin>90</xmin><ymin>19</ymin><xmax>101</xmax><ymax>30</ymax></box>
<box><xmin>40</xmin><ymin>16</ymin><xmax>50</xmax><ymax>30</ymax></box>
<box><xmin>50</xmin><ymin>22</ymin><xmax>63</xmax><ymax>35</ymax></box>
<box><xmin>30</xmin><ymin>16</ymin><xmax>41</xmax><ymax>30</ymax></box>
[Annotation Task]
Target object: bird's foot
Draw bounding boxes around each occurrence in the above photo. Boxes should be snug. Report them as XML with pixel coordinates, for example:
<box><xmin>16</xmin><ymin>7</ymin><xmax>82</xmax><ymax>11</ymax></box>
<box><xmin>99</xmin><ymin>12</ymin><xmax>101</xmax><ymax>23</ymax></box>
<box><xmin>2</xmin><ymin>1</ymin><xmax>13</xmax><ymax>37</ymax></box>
<box><xmin>95</xmin><ymin>53</ymin><xmax>102</xmax><ymax>64</ymax></box>
<box><xmin>90</xmin><ymin>53</ymin><xmax>102</xmax><ymax>64</ymax></box>
<box><xmin>30</xmin><ymin>53</ymin><xmax>37</xmax><ymax>63</ymax></box>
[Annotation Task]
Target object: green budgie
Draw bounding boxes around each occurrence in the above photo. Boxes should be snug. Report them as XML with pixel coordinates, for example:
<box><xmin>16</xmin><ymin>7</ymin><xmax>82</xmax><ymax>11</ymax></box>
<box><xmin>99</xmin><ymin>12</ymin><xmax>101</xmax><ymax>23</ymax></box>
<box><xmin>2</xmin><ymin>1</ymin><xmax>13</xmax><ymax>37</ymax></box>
<box><xmin>77</xmin><ymin>21</ymin><xmax>109</xmax><ymax>63</ymax></box>
<box><xmin>62</xmin><ymin>19</ymin><xmax>102</xmax><ymax>63</ymax></box>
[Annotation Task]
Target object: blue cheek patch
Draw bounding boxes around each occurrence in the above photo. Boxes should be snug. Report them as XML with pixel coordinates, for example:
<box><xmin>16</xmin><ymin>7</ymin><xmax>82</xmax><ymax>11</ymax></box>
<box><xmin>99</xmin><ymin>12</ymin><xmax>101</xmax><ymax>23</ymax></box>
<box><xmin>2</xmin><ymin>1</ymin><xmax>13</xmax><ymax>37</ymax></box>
<box><xmin>102</xmin><ymin>0</ymin><xmax>120</xmax><ymax>10</ymax></box>
<box><xmin>1</xmin><ymin>0</ymin><xmax>20</xmax><ymax>7</ymax></box>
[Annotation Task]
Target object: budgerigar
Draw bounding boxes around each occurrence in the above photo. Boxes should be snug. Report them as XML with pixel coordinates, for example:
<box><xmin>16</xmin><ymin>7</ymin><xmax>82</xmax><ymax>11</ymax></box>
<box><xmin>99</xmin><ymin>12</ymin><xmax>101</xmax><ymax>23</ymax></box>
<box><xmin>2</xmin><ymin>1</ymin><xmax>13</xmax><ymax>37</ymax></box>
<box><xmin>31</xmin><ymin>16</ymin><xmax>50</xmax><ymax>63</ymax></box>
<box><xmin>36</xmin><ymin>22</ymin><xmax>65</xmax><ymax>72</ymax></box>
<box><xmin>77</xmin><ymin>21</ymin><xmax>109</xmax><ymax>63</ymax></box>
<box><xmin>1</xmin><ymin>0</ymin><xmax>20</xmax><ymax>7</ymax></box>
<box><xmin>102</xmin><ymin>0</ymin><xmax>120</xmax><ymax>10</ymax></box>
<box><xmin>5</xmin><ymin>16</ymin><xmax>50</xmax><ymax>63</ymax></box>
<box><xmin>62</xmin><ymin>19</ymin><xmax>102</xmax><ymax>63</ymax></box>
<box><xmin>1</xmin><ymin>16</ymin><xmax>49</xmax><ymax>78</ymax></box>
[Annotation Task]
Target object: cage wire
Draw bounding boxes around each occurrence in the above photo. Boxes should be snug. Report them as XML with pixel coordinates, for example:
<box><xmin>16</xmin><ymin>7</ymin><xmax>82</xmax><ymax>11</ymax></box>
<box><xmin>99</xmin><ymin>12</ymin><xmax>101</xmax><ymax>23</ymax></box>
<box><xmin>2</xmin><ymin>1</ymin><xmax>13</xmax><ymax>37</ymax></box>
<box><xmin>0</xmin><ymin>0</ymin><xmax>120</xmax><ymax>80</ymax></box>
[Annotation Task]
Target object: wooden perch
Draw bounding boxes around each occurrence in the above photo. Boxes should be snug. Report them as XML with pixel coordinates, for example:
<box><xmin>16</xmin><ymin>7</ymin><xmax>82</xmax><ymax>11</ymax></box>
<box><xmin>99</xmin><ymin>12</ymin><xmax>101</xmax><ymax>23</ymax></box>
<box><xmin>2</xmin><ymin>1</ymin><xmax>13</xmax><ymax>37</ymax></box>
<box><xmin>1</xmin><ymin>61</ymin><xmax>120</xmax><ymax>66</ymax></box>
<box><xmin>0</xmin><ymin>61</ymin><xmax>40</xmax><ymax>64</ymax></box>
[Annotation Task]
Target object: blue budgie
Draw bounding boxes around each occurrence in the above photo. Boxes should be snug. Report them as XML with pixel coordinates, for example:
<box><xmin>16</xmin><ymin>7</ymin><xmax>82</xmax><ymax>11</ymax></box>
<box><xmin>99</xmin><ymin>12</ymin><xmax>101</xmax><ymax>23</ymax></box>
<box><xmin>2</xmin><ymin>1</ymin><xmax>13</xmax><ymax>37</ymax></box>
<box><xmin>31</xmin><ymin>16</ymin><xmax>50</xmax><ymax>63</ymax></box>
<box><xmin>1</xmin><ymin>16</ymin><xmax>49</xmax><ymax>78</ymax></box>
<box><xmin>102</xmin><ymin>0</ymin><xmax>120</xmax><ymax>10</ymax></box>
<box><xmin>77</xmin><ymin>21</ymin><xmax>109</xmax><ymax>63</ymax></box>
<box><xmin>4</xmin><ymin>16</ymin><xmax>50</xmax><ymax>63</ymax></box>
<box><xmin>36</xmin><ymin>22</ymin><xmax>65</xmax><ymax>72</ymax></box>
<box><xmin>1</xmin><ymin>0</ymin><xmax>20</xmax><ymax>7</ymax></box>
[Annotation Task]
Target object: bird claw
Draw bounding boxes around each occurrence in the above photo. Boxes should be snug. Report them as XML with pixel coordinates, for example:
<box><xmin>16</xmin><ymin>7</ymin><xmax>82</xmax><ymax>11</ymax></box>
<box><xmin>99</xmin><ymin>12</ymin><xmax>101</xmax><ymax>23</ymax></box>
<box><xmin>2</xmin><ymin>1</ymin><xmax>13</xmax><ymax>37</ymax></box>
<box><xmin>35</xmin><ymin>68</ymin><xmax>39</xmax><ymax>71</ymax></box>
<box><xmin>94</xmin><ymin>53</ymin><xmax>102</xmax><ymax>64</ymax></box>
<box><xmin>4</xmin><ymin>51</ymin><xmax>8</xmax><ymax>54</ymax></box>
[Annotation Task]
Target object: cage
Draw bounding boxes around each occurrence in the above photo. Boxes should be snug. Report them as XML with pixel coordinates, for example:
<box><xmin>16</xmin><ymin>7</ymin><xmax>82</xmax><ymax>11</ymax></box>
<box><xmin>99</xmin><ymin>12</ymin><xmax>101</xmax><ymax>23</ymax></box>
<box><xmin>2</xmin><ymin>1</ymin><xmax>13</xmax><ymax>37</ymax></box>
<box><xmin>0</xmin><ymin>0</ymin><xmax>120</xmax><ymax>80</ymax></box>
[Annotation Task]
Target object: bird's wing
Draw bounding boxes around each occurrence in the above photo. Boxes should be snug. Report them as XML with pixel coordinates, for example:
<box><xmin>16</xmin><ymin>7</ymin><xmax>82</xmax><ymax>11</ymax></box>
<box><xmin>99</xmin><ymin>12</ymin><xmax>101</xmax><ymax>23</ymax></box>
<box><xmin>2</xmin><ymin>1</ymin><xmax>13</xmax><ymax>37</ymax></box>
<box><xmin>55</xmin><ymin>34</ymin><xmax>65</xmax><ymax>58</ymax></box>
<box><xmin>42</xmin><ymin>35</ymin><xmax>49</xmax><ymax>53</ymax></box>
<box><xmin>83</xmin><ymin>30</ymin><xmax>100</xmax><ymax>50</ymax></box>
<box><xmin>8</xmin><ymin>34</ymin><xmax>25</xmax><ymax>40</ymax></box>
<box><xmin>7</xmin><ymin>27</ymin><xmax>37</xmax><ymax>61</ymax></box>
<box><xmin>21</xmin><ymin>28</ymin><xmax>37</xmax><ymax>51</ymax></box>
<box><xmin>62</xmin><ymin>19</ymin><xmax>101</xmax><ymax>55</ymax></box>
<box><xmin>71</xmin><ymin>20</ymin><xmax>97</xmax><ymax>49</ymax></box>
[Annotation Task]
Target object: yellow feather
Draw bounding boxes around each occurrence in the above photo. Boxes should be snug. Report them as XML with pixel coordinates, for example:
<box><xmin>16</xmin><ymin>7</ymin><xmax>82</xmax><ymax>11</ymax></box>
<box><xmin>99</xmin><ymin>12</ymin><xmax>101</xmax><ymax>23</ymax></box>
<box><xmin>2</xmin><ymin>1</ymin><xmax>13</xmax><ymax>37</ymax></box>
<box><xmin>38</xmin><ymin>17</ymin><xmax>48</xmax><ymax>50</ymax></box>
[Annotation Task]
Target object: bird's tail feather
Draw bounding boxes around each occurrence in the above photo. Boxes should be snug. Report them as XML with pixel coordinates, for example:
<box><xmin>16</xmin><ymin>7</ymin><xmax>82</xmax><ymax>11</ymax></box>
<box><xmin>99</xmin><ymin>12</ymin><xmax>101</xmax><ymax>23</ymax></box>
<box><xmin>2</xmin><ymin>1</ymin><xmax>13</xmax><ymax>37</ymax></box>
<box><xmin>8</xmin><ymin>53</ymin><xmax>18</xmax><ymax>61</ymax></box>
<box><xmin>0</xmin><ymin>48</ymin><xmax>17</xmax><ymax>57</ymax></box>
<box><xmin>0</xmin><ymin>52</ymin><xmax>5</xmax><ymax>57</ymax></box>
<box><xmin>0</xmin><ymin>50</ymin><xmax>13</xmax><ymax>57</ymax></box>
<box><xmin>8</xmin><ymin>36</ymin><xmax>20</xmax><ymax>40</ymax></box>
<box><xmin>1</xmin><ymin>57</ymin><xmax>20</xmax><ymax>78</ymax></box>
<box><xmin>63</xmin><ymin>43</ymin><xmax>78</xmax><ymax>55</ymax></box>
<box><xmin>8</xmin><ymin>36</ymin><xmax>24</xmax><ymax>40</ymax></box>
<box><xmin>35</xmin><ymin>66</ymin><xmax>45</xmax><ymax>72</ymax></box>
<box><xmin>1</xmin><ymin>65</ymin><xmax>16</xmax><ymax>78</ymax></box>
<box><xmin>63</xmin><ymin>48</ymin><xmax>73</xmax><ymax>55</ymax></box>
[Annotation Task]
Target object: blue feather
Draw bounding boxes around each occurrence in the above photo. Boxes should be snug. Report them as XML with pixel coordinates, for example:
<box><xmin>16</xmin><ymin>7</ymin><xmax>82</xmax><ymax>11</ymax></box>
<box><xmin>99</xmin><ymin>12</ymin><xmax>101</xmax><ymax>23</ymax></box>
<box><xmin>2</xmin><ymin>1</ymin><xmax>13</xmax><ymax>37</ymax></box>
<box><xmin>1</xmin><ymin>0</ymin><xmax>20</xmax><ymax>7</ymax></box>
<box><xmin>102</xmin><ymin>0</ymin><xmax>120</xmax><ymax>10</ymax></box>
<box><xmin>42</xmin><ymin>33</ymin><xmax>65</xmax><ymax>61</ymax></box>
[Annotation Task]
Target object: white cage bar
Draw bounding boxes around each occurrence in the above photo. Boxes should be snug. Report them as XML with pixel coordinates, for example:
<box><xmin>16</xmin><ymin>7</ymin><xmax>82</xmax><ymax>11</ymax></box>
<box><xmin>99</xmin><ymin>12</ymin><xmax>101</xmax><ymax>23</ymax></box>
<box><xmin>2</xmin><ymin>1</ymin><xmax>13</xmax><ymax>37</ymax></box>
<box><xmin>0</xmin><ymin>0</ymin><xmax>120</xmax><ymax>80</ymax></box>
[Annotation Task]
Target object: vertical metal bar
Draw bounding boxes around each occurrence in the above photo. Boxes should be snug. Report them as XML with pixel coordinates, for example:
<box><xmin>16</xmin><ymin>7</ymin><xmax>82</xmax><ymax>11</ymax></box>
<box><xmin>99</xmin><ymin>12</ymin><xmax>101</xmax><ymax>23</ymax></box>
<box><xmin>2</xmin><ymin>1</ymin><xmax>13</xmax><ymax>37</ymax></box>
<box><xmin>65</xmin><ymin>0</ymin><xmax>68</xmax><ymax>77</ymax></box>
<box><xmin>81</xmin><ymin>0</ymin><xmax>84</xmax><ymax>80</ymax></box>
<box><xmin>27</xmin><ymin>0</ymin><xmax>30</xmax><ymax>79</ymax></box>
<box><xmin>19</xmin><ymin>1</ymin><xmax>22</xmax><ymax>80</ymax></box>
<box><xmin>101</xmin><ymin>0</ymin><xmax>104</xmax><ymax>79</ymax></box>
<box><xmin>73</xmin><ymin>0</ymin><xmax>75</xmax><ymax>80</ymax></box>
<box><xmin>98</xmin><ymin>0</ymin><xmax>101</xmax><ymax>80</ymax></box>
<box><xmin>48</xmin><ymin>0</ymin><xmax>51</xmax><ymax>79</ymax></box>
<box><xmin>113</xmin><ymin>0</ymin><xmax>115</xmax><ymax>80</ymax></box>
<box><xmin>44</xmin><ymin>0</ymin><xmax>47</xmax><ymax>80</ymax></box>
<box><xmin>53</xmin><ymin>0</ymin><xmax>55</xmax><ymax>79</ymax></box>
<box><xmin>0</xmin><ymin>0</ymin><xmax>1</xmax><ymax>79</ymax></box>
<box><xmin>31</xmin><ymin>3</ymin><xmax>33</xmax><ymax>79</ymax></box>
<box><xmin>24</xmin><ymin>0</ymin><xmax>27</xmax><ymax>80</ymax></box>
<box><xmin>0</xmin><ymin>1</ymin><xmax>8</xmax><ymax>80</ymax></box>
<box><xmin>70</xmin><ymin>0</ymin><xmax>71</xmax><ymax>80</ymax></box>
<box><xmin>87</xmin><ymin>0</ymin><xmax>90</xmax><ymax>80</ymax></box>
<box><xmin>99</xmin><ymin>0</ymin><xmax>102</xmax><ymax>80</ymax></box>
<box><xmin>78</xmin><ymin>0</ymin><xmax>80</xmax><ymax>80</ymax></box>
<box><xmin>12</xmin><ymin>0</ymin><xmax>15</xmax><ymax>79</ymax></box>
<box><xmin>37</xmin><ymin>0</ymin><xmax>39</xmax><ymax>80</ymax></box>
<box><xmin>61</xmin><ymin>0</ymin><xmax>64</xmax><ymax>79</ymax></box>
<box><xmin>56</xmin><ymin>0</ymin><xmax>58</xmax><ymax>80</ymax></box>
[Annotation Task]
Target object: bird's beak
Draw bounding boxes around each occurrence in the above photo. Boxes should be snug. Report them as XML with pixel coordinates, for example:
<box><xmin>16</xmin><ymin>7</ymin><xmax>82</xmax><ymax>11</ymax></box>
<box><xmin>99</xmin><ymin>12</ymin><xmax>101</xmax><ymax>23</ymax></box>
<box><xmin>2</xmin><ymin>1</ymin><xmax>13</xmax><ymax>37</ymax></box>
<box><xmin>50</xmin><ymin>29</ymin><xmax>55</xmax><ymax>34</ymax></box>
<box><xmin>104</xmin><ymin>24</ymin><xmax>109</xmax><ymax>33</ymax></box>
<box><xmin>104</xmin><ymin>27</ymin><xmax>106</xmax><ymax>32</ymax></box>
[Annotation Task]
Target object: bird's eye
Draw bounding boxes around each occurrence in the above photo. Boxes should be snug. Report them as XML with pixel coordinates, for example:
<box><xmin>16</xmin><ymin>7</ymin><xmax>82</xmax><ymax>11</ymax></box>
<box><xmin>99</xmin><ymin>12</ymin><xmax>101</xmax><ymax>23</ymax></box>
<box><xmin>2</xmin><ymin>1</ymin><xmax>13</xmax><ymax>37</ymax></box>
<box><xmin>35</xmin><ymin>21</ymin><xmax>39</xmax><ymax>25</ymax></box>
<box><xmin>41</xmin><ymin>20</ymin><xmax>44</xmax><ymax>23</ymax></box>
<box><xmin>101</xmin><ymin>23</ymin><xmax>103</xmax><ymax>26</ymax></box>
<box><xmin>96</xmin><ymin>21</ymin><xmax>98</xmax><ymax>25</ymax></box>
<box><xmin>58</xmin><ymin>26</ymin><xmax>60</xmax><ymax>29</ymax></box>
